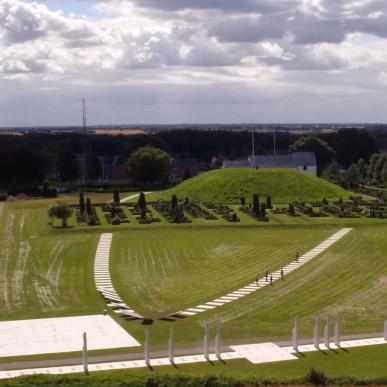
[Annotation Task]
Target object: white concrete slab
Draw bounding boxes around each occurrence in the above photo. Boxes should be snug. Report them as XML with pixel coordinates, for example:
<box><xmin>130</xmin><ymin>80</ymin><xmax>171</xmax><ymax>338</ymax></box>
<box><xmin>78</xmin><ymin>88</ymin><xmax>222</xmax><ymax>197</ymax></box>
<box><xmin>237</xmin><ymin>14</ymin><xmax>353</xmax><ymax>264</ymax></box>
<box><xmin>231</xmin><ymin>343</ymin><xmax>297</xmax><ymax>364</ymax></box>
<box><xmin>0</xmin><ymin>315</ymin><xmax>140</xmax><ymax>358</ymax></box>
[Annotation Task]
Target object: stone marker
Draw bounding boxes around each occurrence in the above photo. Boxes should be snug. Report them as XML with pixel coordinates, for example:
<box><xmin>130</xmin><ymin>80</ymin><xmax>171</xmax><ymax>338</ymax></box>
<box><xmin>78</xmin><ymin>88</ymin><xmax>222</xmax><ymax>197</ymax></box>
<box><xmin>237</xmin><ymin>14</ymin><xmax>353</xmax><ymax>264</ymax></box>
<box><xmin>215</xmin><ymin>321</ymin><xmax>221</xmax><ymax>360</ymax></box>
<box><xmin>292</xmin><ymin>317</ymin><xmax>299</xmax><ymax>352</ymax></box>
<box><xmin>82</xmin><ymin>332</ymin><xmax>88</xmax><ymax>374</ymax></box>
<box><xmin>168</xmin><ymin>325</ymin><xmax>174</xmax><ymax>364</ymax></box>
<box><xmin>324</xmin><ymin>316</ymin><xmax>330</xmax><ymax>348</ymax></box>
<box><xmin>334</xmin><ymin>312</ymin><xmax>341</xmax><ymax>347</ymax></box>
<box><xmin>204</xmin><ymin>322</ymin><xmax>210</xmax><ymax>361</ymax></box>
<box><xmin>145</xmin><ymin>326</ymin><xmax>150</xmax><ymax>367</ymax></box>
<box><xmin>314</xmin><ymin>315</ymin><xmax>320</xmax><ymax>350</ymax></box>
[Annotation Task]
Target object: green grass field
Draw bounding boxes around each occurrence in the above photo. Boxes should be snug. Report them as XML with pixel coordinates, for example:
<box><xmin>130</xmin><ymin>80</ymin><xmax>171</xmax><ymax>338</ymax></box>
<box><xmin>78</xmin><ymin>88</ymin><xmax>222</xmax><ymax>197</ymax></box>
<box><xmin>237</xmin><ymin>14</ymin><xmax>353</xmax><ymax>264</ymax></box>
<box><xmin>111</xmin><ymin>227</ymin><xmax>336</xmax><ymax>318</ymax></box>
<box><xmin>0</xmin><ymin>200</ymin><xmax>104</xmax><ymax>321</ymax></box>
<box><xmin>153</xmin><ymin>168</ymin><xmax>353</xmax><ymax>203</ymax></box>
<box><xmin>1</xmin><ymin>193</ymin><xmax>387</xmax><ymax>381</ymax></box>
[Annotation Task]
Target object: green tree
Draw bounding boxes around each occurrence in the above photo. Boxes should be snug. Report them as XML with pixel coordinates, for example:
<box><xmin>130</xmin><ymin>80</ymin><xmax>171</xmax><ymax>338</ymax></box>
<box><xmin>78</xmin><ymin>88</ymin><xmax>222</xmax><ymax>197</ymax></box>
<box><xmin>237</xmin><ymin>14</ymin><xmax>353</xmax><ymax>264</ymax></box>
<box><xmin>86</xmin><ymin>198</ymin><xmax>92</xmax><ymax>215</ymax></box>
<box><xmin>240</xmin><ymin>196</ymin><xmax>246</xmax><ymax>207</ymax></box>
<box><xmin>322</xmin><ymin>161</ymin><xmax>340</xmax><ymax>183</ymax></box>
<box><xmin>374</xmin><ymin>154</ymin><xmax>386</xmax><ymax>184</ymax></box>
<box><xmin>86</xmin><ymin>152</ymin><xmax>102</xmax><ymax>180</ymax></box>
<box><xmin>253</xmin><ymin>194</ymin><xmax>260</xmax><ymax>216</ymax></box>
<box><xmin>171</xmin><ymin>194</ymin><xmax>178</xmax><ymax>209</ymax></box>
<box><xmin>260</xmin><ymin>203</ymin><xmax>266</xmax><ymax>218</ymax></box>
<box><xmin>266</xmin><ymin>195</ymin><xmax>272</xmax><ymax>209</ymax></box>
<box><xmin>290</xmin><ymin>136</ymin><xmax>335</xmax><ymax>175</ymax></box>
<box><xmin>356</xmin><ymin>158</ymin><xmax>367</xmax><ymax>184</ymax></box>
<box><xmin>138</xmin><ymin>192</ymin><xmax>147</xmax><ymax>211</ymax></box>
<box><xmin>48</xmin><ymin>202</ymin><xmax>74</xmax><ymax>227</ymax></box>
<box><xmin>127</xmin><ymin>147</ymin><xmax>171</xmax><ymax>185</ymax></box>
<box><xmin>381</xmin><ymin>162</ymin><xmax>387</xmax><ymax>187</ymax></box>
<box><xmin>113</xmin><ymin>189</ymin><xmax>120</xmax><ymax>205</ymax></box>
<box><xmin>79</xmin><ymin>191</ymin><xmax>85</xmax><ymax>214</ymax></box>
<box><xmin>343</xmin><ymin>164</ymin><xmax>361</xmax><ymax>189</ymax></box>
<box><xmin>366</xmin><ymin>153</ymin><xmax>380</xmax><ymax>183</ymax></box>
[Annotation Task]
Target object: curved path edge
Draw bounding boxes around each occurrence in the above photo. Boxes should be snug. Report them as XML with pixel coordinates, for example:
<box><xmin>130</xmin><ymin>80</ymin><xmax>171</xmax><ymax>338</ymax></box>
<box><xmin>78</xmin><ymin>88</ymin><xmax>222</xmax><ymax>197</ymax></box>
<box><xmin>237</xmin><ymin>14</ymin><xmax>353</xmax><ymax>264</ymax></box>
<box><xmin>169</xmin><ymin>228</ymin><xmax>353</xmax><ymax>320</ymax></box>
<box><xmin>94</xmin><ymin>233</ymin><xmax>143</xmax><ymax>320</ymax></box>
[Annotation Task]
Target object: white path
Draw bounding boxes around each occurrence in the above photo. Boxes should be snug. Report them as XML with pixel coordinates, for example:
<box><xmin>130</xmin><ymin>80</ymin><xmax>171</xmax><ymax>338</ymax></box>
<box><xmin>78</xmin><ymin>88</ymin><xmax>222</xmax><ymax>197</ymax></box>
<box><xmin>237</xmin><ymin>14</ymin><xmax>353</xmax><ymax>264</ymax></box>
<box><xmin>1</xmin><ymin>336</ymin><xmax>385</xmax><ymax>380</ymax></box>
<box><xmin>94</xmin><ymin>233</ymin><xmax>143</xmax><ymax>320</ymax></box>
<box><xmin>119</xmin><ymin>192</ymin><xmax>152</xmax><ymax>204</ymax></box>
<box><xmin>171</xmin><ymin>228</ymin><xmax>353</xmax><ymax>319</ymax></box>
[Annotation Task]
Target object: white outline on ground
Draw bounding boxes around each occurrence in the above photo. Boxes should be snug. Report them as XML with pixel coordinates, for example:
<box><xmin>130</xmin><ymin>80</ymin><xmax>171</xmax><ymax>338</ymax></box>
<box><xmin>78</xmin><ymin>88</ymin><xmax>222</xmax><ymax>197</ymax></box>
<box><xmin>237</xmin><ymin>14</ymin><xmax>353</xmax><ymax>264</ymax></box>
<box><xmin>94</xmin><ymin>234</ymin><xmax>143</xmax><ymax>320</ymax></box>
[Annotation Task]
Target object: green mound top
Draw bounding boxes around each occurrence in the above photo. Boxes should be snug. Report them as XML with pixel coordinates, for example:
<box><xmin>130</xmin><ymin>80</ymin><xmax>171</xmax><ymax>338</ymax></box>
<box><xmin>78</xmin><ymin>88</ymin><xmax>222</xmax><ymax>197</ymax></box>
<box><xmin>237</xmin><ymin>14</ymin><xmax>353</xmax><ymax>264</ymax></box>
<box><xmin>156</xmin><ymin>168</ymin><xmax>352</xmax><ymax>204</ymax></box>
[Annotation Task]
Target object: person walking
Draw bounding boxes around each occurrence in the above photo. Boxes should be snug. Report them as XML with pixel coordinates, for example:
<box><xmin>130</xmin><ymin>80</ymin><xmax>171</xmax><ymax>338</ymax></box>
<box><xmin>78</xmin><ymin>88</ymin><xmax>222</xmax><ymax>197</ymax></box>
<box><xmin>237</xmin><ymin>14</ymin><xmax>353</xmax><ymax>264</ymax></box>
<box><xmin>270</xmin><ymin>274</ymin><xmax>273</xmax><ymax>286</ymax></box>
<box><xmin>265</xmin><ymin>271</ymin><xmax>269</xmax><ymax>282</ymax></box>
<box><xmin>255</xmin><ymin>273</ymin><xmax>259</xmax><ymax>286</ymax></box>
<box><xmin>295</xmin><ymin>252</ymin><xmax>300</xmax><ymax>263</ymax></box>
<box><xmin>281</xmin><ymin>268</ymin><xmax>284</xmax><ymax>281</ymax></box>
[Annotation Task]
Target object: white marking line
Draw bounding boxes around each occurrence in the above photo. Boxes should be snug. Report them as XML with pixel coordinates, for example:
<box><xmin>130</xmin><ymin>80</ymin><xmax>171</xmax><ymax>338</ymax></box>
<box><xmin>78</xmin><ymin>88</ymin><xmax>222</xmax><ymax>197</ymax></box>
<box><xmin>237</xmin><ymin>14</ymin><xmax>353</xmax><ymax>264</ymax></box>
<box><xmin>94</xmin><ymin>233</ymin><xmax>143</xmax><ymax>319</ymax></box>
<box><xmin>171</xmin><ymin>228</ymin><xmax>352</xmax><ymax>318</ymax></box>
<box><xmin>2</xmin><ymin>336</ymin><xmax>384</xmax><ymax>379</ymax></box>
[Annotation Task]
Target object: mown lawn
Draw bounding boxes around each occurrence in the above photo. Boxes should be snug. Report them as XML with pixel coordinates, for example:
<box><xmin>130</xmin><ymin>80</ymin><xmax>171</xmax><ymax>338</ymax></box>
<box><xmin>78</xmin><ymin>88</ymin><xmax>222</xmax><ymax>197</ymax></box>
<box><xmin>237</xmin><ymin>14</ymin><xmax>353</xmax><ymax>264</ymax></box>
<box><xmin>109</xmin><ymin>224</ymin><xmax>387</xmax><ymax>351</ymax></box>
<box><xmin>111</xmin><ymin>227</ymin><xmax>337</xmax><ymax>318</ymax></box>
<box><xmin>0</xmin><ymin>201</ymin><xmax>104</xmax><ymax>321</ymax></box>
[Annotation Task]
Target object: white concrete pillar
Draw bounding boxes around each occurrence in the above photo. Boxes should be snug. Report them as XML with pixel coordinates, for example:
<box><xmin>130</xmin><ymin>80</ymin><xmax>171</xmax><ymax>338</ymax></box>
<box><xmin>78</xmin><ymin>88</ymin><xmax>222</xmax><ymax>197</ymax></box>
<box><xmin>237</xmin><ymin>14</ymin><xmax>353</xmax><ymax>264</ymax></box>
<box><xmin>384</xmin><ymin>320</ymin><xmax>387</xmax><ymax>341</ymax></box>
<box><xmin>334</xmin><ymin>312</ymin><xmax>341</xmax><ymax>347</ymax></box>
<box><xmin>215</xmin><ymin>321</ymin><xmax>221</xmax><ymax>360</ymax></box>
<box><xmin>324</xmin><ymin>316</ymin><xmax>330</xmax><ymax>349</ymax></box>
<box><xmin>314</xmin><ymin>315</ymin><xmax>320</xmax><ymax>350</ymax></box>
<box><xmin>204</xmin><ymin>322</ymin><xmax>210</xmax><ymax>361</ymax></box>
<box><xmin>145</xmin><ymin>326</ymin><xmax>151</xmax><ymax>367</ymax></box>
<box><xmin>168</xmin><ymin>325</ymin><xmax>174</xmax><ymax>364</ymax></box>
<box><xmin>82</xmin><ymin>332</ymin><xmax>88</xmax><ymax>374</ymax></box>
<box><xmin>292</xmin><ymin>317</ymin><xmax>299</xmax><ymax>352</ymax></box>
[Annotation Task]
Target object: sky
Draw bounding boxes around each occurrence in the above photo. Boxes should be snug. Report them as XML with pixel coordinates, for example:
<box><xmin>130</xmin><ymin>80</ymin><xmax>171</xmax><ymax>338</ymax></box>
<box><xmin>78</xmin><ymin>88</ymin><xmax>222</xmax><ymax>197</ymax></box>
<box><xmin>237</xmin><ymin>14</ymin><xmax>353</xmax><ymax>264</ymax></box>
<box><xmin>1</xmin><ymin>0</ymin><xmax>387</xmax><ymax>126</ymax></box>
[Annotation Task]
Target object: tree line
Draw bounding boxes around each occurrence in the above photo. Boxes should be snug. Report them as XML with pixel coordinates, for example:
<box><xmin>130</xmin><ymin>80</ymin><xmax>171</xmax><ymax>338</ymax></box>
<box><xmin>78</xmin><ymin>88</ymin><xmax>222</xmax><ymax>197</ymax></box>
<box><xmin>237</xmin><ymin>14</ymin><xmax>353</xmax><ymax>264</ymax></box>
<box><xmin>0</xmin><ymin>128</ymin><xmax>380</xmax><ymax>190</ymax></box>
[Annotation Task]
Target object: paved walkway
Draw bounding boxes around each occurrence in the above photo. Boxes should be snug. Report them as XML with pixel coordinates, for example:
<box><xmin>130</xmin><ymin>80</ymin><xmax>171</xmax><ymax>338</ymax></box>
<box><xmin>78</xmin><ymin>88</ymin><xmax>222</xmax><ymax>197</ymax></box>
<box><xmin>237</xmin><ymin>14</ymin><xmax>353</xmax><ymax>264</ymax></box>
<box><xmin>0</xmin><ymin>335</ymin><xmax>385</xmax><ymax>380</ymax></box>
<box><xmin>94</xmin><ymin>234</ymin><xmax>143</xmax><ymax>320</ymax></box>
<box><xmin>170</xmin><ymin>228</ymin><xmax>353</xmax><ymax>319</ymax></box>
<box><xmin>120</xmin><ymin>192</ymin><xmax>152</xmax><ymax>203</ymax></box>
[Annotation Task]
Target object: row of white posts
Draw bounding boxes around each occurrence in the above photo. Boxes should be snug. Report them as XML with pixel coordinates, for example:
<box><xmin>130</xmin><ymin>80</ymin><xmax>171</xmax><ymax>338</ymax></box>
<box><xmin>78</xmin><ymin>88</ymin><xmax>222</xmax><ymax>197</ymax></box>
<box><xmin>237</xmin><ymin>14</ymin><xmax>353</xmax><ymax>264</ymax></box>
<box><xmin>145</xmin><ymin>321</ymin><xmax>221</xmax><ymax>367</ymax></box>
<box><xmin>292</xmin><ymin>313</ymin><xmax>387</xmax><ymax>351</ymax></box>
<box><xmin>81</xmin><ymin>322</ymin><xmax>221</xmax><ymax>373</ymax></box>
<box><xmin>81</xmin><ymin>317</ymin><xmax>387</xmax><ymax>374</ymax></box>
<box><xmin>293</xmin><ymin>313</ymin><xmax>342</xmax><ymax>351</ymax></box>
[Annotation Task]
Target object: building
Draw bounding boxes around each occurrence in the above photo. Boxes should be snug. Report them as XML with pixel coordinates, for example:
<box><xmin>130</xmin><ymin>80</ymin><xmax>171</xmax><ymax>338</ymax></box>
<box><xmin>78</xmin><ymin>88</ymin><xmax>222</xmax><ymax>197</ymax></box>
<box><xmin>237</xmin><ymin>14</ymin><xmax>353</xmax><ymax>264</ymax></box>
<box><xmin>223</xmin><ymin>152</ymin><xmax>317</xmax><ymax>176</ymax></box>
<box><xmin>170</xmin><ymin>158</ymin><xmax>199</xmax><ymax>183</ymax></box>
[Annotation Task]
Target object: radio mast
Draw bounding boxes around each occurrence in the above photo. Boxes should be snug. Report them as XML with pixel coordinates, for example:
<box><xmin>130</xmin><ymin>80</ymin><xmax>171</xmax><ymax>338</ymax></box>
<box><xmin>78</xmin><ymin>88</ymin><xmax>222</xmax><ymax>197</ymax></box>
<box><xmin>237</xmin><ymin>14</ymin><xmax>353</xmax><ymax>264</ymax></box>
<box><xmin>82</xmin><ymin>98</ymin><xmax>87</xmax><ymax>134</ymax></box>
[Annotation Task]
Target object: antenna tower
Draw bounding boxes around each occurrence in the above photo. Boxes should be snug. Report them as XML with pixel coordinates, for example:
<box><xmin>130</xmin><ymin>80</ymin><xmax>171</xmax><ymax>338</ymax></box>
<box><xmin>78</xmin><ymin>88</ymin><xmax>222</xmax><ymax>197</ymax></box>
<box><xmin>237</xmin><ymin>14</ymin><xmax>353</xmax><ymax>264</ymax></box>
<box><xmin>82</xmin><ymin>98</ymin><xmax>87</xmax><ymax>134</ymax></box>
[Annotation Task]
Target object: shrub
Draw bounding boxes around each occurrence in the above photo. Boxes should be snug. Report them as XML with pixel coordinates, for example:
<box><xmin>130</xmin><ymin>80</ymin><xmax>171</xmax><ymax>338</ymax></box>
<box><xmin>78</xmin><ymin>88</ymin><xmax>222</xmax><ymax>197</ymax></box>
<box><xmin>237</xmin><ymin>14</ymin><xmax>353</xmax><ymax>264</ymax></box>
<box><xmin>305</xmin><ymin>368</ymin><xmax>328</xmax><ymax>385</ymax></box>
<box><xmin>88</xmin><ymin>215</ymin><xmax>98</xmax><ymax>226</ymax></box>
<box><xmin>111</xmin><ymin>216</ymin><xmax>120</xmax><ymax>225</ymax></box>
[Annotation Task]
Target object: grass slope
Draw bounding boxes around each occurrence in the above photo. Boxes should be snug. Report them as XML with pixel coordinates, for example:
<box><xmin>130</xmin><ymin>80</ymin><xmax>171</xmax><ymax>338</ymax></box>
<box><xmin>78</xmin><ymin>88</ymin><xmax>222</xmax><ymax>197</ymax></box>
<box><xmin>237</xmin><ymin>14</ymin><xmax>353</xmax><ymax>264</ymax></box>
<box><xmin>155</xmin><ymin>168</ymin><xmax>352</xmax><ymax>204</ymax></box>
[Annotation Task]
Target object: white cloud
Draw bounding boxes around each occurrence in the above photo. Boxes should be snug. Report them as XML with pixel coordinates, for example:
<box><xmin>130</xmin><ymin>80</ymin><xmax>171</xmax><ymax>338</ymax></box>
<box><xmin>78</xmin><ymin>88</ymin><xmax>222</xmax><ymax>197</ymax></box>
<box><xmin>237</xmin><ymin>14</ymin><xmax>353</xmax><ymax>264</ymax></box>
<box><xmin>1</xmin><ymin>0</ymin><xmax>387</xmax><ymax>125</ymax></box>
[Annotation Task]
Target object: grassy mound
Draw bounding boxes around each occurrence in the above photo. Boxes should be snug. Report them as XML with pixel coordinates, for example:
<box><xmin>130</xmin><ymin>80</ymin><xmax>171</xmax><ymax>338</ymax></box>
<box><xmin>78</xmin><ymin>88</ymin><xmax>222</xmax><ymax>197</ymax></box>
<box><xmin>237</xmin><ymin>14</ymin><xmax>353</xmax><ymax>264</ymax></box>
<box><xmin>156</xmin><ymin>168</ymin><xmax>352</xmax><ymax>203</ymax></box>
